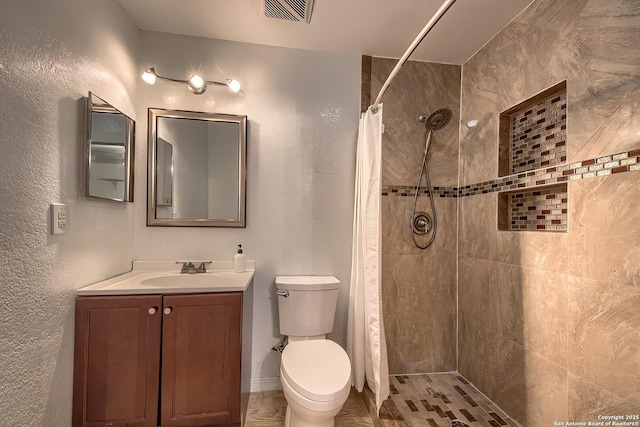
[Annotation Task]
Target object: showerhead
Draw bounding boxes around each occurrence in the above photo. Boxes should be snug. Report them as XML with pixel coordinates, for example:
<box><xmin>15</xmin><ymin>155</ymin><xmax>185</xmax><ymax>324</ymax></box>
<box><xmin>419</xmin><ymin>108</ymin><xmax>452</xmax><ymax>131</ymax></box>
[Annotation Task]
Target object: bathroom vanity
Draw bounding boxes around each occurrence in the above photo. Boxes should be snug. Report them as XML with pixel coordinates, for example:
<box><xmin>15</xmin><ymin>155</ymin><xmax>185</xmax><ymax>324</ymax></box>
<box><xmin>72</xmin><ymin>261</ymin><xmax>254</xmax><ymax>427</ymax></box>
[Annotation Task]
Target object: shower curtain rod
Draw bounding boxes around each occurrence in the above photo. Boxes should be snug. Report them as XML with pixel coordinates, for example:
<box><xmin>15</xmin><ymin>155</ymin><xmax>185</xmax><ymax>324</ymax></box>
<box><xmin>371</xmin><ymin>0</ymin><xmax>458</xmax><ymax>114</ymax></box>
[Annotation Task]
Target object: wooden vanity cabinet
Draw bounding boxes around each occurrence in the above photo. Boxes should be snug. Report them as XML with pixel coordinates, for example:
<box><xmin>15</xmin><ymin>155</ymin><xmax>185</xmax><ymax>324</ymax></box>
<box><xmin>73</xmin><ymin>292</ymin><xmax>243</xmax><ymax>427</ymax></box>
<box><xmin>161</xmin><ymin>293</ymin><xmax>242</xmax><ymax>427</ymax></box>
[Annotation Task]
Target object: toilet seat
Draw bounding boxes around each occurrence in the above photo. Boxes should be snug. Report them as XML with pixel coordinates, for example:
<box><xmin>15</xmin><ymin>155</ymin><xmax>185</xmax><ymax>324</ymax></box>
<box><xmin>281</xmin><ymin>340</ymin><xmax>351</xmax><ymax>402</ymax></box>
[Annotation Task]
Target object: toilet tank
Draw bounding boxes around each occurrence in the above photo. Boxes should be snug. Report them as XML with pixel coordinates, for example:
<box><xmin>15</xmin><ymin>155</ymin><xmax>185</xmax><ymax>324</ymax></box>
<box><xmin>275</xmin><ymin>276</ymin><xmax>340</xmax><ymax>337</ymax></box>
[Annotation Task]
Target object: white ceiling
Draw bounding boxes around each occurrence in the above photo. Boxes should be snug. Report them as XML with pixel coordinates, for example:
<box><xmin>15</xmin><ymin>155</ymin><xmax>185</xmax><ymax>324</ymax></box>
<box><xmin>118</xmin><ymin>0</ymin><xmax>534</xmax><ymax>65</ymax></box>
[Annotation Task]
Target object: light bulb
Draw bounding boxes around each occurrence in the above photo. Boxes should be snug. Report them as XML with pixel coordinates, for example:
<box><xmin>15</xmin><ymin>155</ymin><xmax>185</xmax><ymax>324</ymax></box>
<box><xmin>188</xmin><ymin>74</ymin><xmax>206</xmax><ymax>94</ymax></box>
<box><xmin>141</xmin><ymin>68</ymin><xmax>157</xmax><ymax>85</ymax></box>
<box><xmin>226</xmin><ymin>79</ymin><xmax>241</xmax><ymax>93</ymax></box>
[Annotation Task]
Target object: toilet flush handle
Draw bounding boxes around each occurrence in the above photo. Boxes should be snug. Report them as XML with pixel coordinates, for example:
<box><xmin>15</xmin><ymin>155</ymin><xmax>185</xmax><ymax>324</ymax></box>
<box><xmin>276</xmin><ymin>290</ymin><xmax>289</xmax><ymax>298</ymax></box>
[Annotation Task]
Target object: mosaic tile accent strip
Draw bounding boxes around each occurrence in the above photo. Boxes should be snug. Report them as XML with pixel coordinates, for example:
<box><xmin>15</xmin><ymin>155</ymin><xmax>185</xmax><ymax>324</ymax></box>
<box><xmin>362</xmin><ymin>373</ymin><xmax>521</xmax><ymax>427</ymax></box>
<box><xmin>381</xmin><ymin>185</ymin><xmax>459</xmax><ymax>198</ymax></box>
<box><xmin>503</xmin><ymin>185</ymin><xmax>567</xmax><ymax>232</ymax></box>
<box><xmin>382</xmin><ymin>149</ymin><xmax>640</xmax><ymax>199</ymax></box>
<box><xmin>509</xmin><ymin>92</ymin><xmax>567</xmax><ymax>175</ymax></box>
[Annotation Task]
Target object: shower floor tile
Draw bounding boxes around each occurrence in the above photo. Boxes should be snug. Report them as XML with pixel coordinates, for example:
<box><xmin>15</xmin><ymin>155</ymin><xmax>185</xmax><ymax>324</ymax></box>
<box><xmin>363</xmin><ymin>373</ymin><xmax>521</xmax><ymax>427</ymax></box>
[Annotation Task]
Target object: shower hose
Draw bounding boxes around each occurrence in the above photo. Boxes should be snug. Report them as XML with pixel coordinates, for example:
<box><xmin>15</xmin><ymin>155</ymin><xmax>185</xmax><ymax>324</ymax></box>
<box><xmin>411</xmin><ymin>128</ymin><xmax>438</xmax><ymax>249</ymax></box>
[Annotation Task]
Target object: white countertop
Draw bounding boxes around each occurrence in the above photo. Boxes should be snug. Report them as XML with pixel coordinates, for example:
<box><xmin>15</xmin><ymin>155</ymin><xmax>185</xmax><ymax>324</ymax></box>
<box><xmin>77</xmin><ymin>260</ymin><xmax>255</xmax><ymax>296</ymax></box>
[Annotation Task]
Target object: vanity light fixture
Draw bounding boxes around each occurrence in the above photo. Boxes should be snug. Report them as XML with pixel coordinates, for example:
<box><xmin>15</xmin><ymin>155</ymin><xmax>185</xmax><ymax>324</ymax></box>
<box><xmin>141</xmin><ymin>67</ymin><xmax>241</xmax><ymax>95</ymax></box>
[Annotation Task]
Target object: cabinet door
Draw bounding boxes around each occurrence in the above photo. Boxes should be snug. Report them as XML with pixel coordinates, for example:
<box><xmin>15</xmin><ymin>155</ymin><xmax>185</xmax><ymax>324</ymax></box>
<box><xmin>161</xmin><ymin>293</ymin><xmax>242</xmax><ymax>427</ymax></box>
<box><xmin>73</xmin><ymin>295</ymin><xmax>162</xmax><ymax>427</ymax></box>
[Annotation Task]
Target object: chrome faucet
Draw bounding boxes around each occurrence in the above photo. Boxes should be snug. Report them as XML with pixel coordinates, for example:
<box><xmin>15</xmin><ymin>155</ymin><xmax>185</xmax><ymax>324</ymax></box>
<box><xmin>176</xmin><ymin>261</ymin><xmax>212</xmax><ymax>274</ymax></box>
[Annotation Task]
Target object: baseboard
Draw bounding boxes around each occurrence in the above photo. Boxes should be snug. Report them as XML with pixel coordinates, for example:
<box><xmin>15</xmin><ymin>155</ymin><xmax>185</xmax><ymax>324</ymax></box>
<box><xmin>250</xmin><ymin>376</ymin><xmax>282</xmax><ymax>392</ymax></box>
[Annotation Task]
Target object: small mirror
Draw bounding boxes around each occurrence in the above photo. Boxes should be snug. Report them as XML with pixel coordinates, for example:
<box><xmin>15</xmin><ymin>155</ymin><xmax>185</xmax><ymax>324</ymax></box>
<box><xmin>84</xmin><ymin>92</ymin><xmax>135</xmax><ymax>202</ymax></box>
<box><xmin>147</xmin><ymin>108</ymin><xmax>247</xmax><ymax>227</ymax></box>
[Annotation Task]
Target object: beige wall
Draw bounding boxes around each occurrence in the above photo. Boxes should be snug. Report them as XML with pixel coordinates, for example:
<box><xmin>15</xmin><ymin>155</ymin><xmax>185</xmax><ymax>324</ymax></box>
<box><xmin>366</xmin><ymin>57</ymin><xmax>461</xmax><ymax>374</ymax></box>
<box><xmin>458</xmin><ymin>0</ymin><xmax>640</xmax><ymax>424</ymax></box>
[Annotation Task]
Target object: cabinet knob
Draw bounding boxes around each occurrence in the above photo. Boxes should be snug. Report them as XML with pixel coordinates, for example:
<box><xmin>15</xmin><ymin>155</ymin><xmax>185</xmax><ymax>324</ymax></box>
<box><xmin>148</xmin><ymin>307</ymin><xmax>157</xmax><ymax>315</ymax></box>
<box><xmin>164</xmin><ymin>307</ymin><xmax>172</xmax><ymax>315</ymax></box>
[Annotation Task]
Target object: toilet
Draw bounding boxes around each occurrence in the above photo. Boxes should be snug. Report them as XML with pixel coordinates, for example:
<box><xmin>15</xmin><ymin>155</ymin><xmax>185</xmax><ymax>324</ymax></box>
<box><xmin>276</xmin><ymin>276</ymin><xmax>351</xmax><ymax>427</ymax></box>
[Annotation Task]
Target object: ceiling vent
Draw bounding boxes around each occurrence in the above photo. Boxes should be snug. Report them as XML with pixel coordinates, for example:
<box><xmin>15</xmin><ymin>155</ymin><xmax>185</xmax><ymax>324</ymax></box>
<box><xmin>262</xmin><ymin>0</ymin><xmax>315</xmax><ymax>23</ymax></box>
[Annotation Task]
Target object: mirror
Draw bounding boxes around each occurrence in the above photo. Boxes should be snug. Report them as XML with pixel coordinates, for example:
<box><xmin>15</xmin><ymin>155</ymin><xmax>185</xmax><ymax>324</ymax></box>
<box><xmin>156</xmin><ymin>139</ymin><xmax>174</xmax><ymax>207</ymax></box>
<box><xmin>84</xmin><ymin>92</ymin><xmax>135</xmax><ymax>202</ymax></box>
<box><xmin>147</xmin><ymin>108</ymin><xmax>247</xmax><ymax>227</ymax></box>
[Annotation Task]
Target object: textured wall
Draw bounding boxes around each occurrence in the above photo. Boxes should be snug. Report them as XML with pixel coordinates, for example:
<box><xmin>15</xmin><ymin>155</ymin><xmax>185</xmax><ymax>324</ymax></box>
<box><xmin>135</xmin><ymin>31</ymin><xmax>360</xmax><ymax>389</ymax></box>
<box><xmin>367</xmin><ymin>58</ymin><xmax>461</xmax><ymax>374</ymax></box>
<box><xmin>458</xmin><ymin>0</ymin><xmax>640</xmax><ymax>424</ymax></box>
<box><xmin>0</xmin><ymin>1</ymin><xmax>139</xmax><ymax>425</ymax></box>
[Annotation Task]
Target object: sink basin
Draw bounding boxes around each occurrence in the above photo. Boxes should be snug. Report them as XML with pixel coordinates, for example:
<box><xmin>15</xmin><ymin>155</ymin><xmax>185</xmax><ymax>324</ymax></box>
<box><xmin>76</xmin><ymin>260</ymin><xmax>255</xmax><ymax>295</ymax></box>
<box><xmin>140</xmin><ymin>272</ymin><xmax>237</xmax><ymax>288</ymax></box>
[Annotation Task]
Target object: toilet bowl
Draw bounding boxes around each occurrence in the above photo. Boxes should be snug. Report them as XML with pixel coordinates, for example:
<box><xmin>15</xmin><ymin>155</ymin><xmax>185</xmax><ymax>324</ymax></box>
<box><xmin>275</xmin><ymin>276</ymin><xmax>352</xmax><ymax>427</ymax></box>
<box><xmin>280</xmin><ymin>340</ymin><xmax>351</xmax><ymax>427</ymax></box>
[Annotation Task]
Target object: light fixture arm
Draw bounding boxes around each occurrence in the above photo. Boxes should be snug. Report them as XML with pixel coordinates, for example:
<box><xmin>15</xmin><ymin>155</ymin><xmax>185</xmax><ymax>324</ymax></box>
<box><xmin>206</xmin><ymin>81</ymin><xmax>228</xmax><ymax>87</ymax></box>
<box><xmin>154</xmin><ymin>74</ymin><xmax>189</xmax><ymax>84</ymax></box>
<box><xmin>141</xmin><ymin>67</ymin><xmax>241</xmax><ymax>95</ymax></box>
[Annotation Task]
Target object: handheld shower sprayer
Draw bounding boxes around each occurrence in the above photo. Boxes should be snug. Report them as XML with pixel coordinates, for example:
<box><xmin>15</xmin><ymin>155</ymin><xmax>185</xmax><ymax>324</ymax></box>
<box><xmin>410</xmin><ymin>107</ymin><xmax>452</xmax><ymax>249</ymax></box>
<box><xmin>419</xmin><ymin>108</ymin><xmax>452</xmax><ymax>131</ymax></box>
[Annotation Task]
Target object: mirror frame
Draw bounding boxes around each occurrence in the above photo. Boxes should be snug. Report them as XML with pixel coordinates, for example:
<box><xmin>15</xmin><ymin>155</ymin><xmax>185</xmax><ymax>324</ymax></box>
<box><xmin>147</xmin><ymin>108</ymin><xmax>247</xmax><ymax>227</ymax></box>
<box><xmin>84</xmin><ymin>92</ymin><xmax>135</xmax><ymax>202</ymax></box>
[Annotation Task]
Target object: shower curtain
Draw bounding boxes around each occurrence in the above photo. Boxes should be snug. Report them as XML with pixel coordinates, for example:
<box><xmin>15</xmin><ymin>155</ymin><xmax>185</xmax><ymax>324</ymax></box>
<box><xmin>347</xmin><ymin>104</ymin><xmax>390</xmax><ymax>414</ymax></box>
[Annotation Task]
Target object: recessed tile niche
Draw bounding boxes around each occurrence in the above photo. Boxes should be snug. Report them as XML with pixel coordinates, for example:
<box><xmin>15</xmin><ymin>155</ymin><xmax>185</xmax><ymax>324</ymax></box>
<box><xmin>499</xmin><ymin>81</ymin><xmax>567</xmax><ymax>176</ymax></box>
<box><xmin>498</xmin><ymin>184</ymin><xmax>567</xmax><ymax>232</ymax></box>
<box><xmin>498</xmin><ymin>81</ymin><xmax>568</xmax><ymax>232</ymax></box>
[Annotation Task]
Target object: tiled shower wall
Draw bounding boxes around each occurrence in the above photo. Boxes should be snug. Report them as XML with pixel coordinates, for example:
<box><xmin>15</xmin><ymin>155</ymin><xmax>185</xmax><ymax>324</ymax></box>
<box><xmin>364</xmin><ymin>0</ymin><xmax>640</xmax><ymax>423</ymax></box>
<box><xmin>363</xmin><ymin>57</ymin><xmax>461</xmax><ymax>374</ymax></box>
<box><xmin>459</xmin><ymin>0</ymin><xmax>640</xmax><ymax>425</ymax></box>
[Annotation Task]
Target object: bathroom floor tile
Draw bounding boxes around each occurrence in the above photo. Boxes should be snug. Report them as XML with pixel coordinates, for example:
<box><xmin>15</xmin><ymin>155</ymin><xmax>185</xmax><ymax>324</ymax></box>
<box><xmin>244</xmin><ymin>387</ymin><xmax>374</xmax><ymax>426</ymax></box>
<box><xmin>243</xmin><ymin>390</ymin><xmax>288</xmax><ymax>425</ymax></box>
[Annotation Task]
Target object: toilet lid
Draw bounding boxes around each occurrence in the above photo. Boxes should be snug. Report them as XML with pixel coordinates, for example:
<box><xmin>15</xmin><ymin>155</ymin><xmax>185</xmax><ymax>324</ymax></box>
<box><xmin>281</xmin><ymin>340</ymin><xmax>351</xmax><ymax>402</ymax></box>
